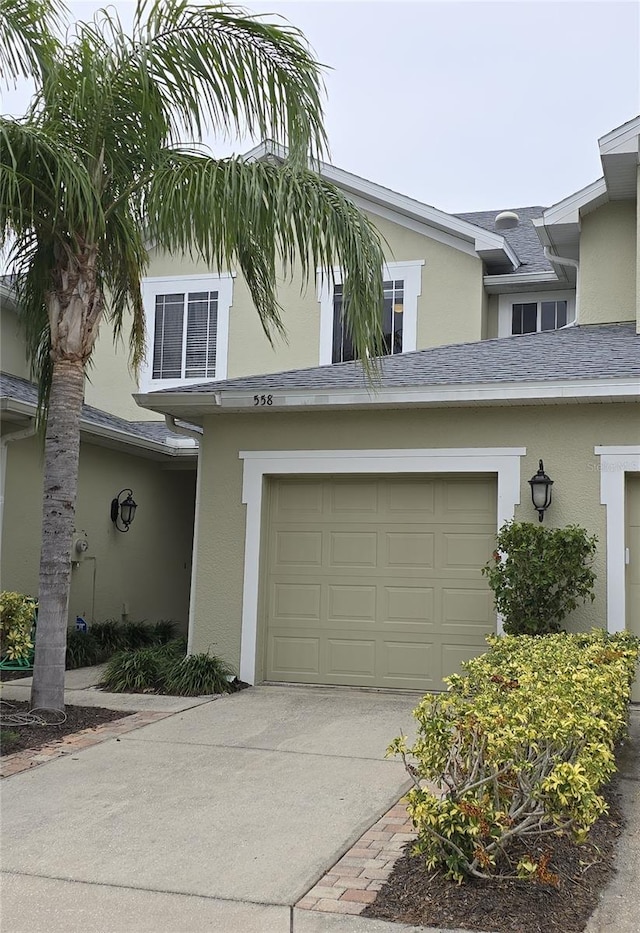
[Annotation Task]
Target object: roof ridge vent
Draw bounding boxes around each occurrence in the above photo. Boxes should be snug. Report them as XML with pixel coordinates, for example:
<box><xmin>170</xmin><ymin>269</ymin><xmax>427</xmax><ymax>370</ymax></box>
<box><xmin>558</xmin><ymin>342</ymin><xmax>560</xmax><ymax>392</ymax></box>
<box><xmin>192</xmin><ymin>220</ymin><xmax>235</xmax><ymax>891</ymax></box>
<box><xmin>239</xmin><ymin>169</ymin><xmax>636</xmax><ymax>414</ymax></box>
<box><xmin>495</xmin><ymin>210</ymin><xmax>520</xmax><ymax>231</ymax></box>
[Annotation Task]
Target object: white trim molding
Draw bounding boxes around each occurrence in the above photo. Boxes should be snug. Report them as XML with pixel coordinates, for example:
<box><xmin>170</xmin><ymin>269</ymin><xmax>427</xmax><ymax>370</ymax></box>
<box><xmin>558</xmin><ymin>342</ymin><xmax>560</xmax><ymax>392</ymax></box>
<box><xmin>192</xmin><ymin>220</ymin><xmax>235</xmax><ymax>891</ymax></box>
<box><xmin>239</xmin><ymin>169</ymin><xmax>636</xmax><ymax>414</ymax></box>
<box><xmin>140</xmin><ymin>273</ymin><xmax>234</xmax><ymax>393</ymax></box>
<box><xmin>317</xmin><ymin>260</ymin><xmax>424</xmax><ymax>366</ymax></box>
<box><xmin>595</xmin><ymin>446</ymin><xmax>640</xmax><ymax>633</ymax></box>
<box><xmin>237</xmin><ymin>446</ymin><xmax>526</xmax><ymax>684</ymax></box>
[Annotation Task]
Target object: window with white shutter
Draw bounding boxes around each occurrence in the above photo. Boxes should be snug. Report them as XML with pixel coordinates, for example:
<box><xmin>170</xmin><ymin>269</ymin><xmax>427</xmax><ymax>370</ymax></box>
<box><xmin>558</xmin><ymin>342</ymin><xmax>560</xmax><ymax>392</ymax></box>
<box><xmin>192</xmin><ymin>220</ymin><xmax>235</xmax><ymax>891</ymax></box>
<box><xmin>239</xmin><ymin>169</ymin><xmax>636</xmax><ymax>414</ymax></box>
<box><xmin>141</xmin><ymin>274</ymin><xmax>233</xmax><ymax>391</ymax></box>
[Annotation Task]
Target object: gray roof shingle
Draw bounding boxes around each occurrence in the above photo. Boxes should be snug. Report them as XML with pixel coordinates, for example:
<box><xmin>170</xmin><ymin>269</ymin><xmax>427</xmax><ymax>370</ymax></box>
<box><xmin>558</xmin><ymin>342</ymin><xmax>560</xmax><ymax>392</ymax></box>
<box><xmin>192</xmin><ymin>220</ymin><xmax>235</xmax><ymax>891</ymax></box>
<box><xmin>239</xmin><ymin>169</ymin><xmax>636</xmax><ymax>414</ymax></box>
<box><xmin>455</xmin><ymin>206</ymin><xmax>551</xmax><ymax>273</ymax></box>
<box><xmin>152</xmin><ymin>324</ymin><xmax>640</xmax><ymax>396</ymax></box>
<box><xmin>0</xmin><ymin>371</ymin><xmax>200</xmax><ymax>441</ymax></box>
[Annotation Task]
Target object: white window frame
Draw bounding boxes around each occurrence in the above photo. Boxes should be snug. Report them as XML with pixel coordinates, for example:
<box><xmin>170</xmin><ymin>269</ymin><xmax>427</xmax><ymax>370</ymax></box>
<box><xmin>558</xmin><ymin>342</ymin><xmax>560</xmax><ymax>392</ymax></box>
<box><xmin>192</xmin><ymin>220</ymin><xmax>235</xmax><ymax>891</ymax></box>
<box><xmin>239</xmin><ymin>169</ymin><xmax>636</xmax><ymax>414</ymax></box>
<box><xmin>497</xmin><ymin>291</ymin><xmax>576</xmax><ymax>338</ymax></box>
<box><xmin>317</xmin><ymin>260</ymin><xmax>424</xmax><ymax>366</ymax></box>
<box><xmin>595</xmin><ymin>446</ymin><xmax>640</xmax><ymax>633</ymax></box>
<box><xmin>225</xmin><ymin>446</ymin><xmax>526</xmax><ymax>684</ymax></box>
<box><xmin>140</xmin><ymin>274</ymin><xmax>234</xmax><ymax>392</ymax></box>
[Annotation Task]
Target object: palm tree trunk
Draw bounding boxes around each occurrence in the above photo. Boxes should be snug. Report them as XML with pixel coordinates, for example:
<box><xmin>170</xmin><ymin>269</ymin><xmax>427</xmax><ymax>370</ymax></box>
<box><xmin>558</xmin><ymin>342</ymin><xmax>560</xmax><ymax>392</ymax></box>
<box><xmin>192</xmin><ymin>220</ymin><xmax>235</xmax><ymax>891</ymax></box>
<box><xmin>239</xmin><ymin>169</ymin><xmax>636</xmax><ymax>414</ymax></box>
<box><xmin>30</xmin><ymin>358</ymin><xmax>85</xmax><ymax>711</ymax></box>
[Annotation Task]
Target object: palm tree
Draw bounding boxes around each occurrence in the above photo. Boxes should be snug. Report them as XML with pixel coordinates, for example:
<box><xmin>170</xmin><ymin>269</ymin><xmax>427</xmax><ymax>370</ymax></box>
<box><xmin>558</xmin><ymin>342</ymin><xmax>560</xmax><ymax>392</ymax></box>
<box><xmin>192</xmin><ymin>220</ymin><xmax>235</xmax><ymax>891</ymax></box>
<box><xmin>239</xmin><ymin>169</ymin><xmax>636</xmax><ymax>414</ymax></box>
<box><xmin>1</xmin><ymin>0</ymin><xmax>386</xmax><ymax>711</ymax></box>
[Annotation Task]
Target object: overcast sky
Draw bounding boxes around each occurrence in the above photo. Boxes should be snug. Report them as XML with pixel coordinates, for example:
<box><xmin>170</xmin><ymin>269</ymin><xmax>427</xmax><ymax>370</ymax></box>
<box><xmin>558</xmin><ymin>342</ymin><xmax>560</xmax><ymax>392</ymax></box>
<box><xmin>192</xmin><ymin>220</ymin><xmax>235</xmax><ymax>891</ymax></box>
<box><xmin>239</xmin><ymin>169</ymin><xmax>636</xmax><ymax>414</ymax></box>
<box><xmin>3</xmin><ymin>1</ymin><xmax>639</xmax><ymax>212</ymax></box>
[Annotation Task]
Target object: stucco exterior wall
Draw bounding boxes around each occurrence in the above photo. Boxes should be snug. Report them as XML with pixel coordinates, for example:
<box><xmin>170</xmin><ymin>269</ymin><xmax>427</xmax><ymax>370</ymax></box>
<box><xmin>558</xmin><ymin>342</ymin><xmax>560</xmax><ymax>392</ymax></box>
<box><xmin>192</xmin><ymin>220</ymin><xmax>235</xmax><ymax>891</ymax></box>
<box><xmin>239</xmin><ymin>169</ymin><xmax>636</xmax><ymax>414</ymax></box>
<box><xmin>1</xmin><ymin>437</ymin><xmax>195</xmax><ymax>633</ymax></box>
<box><xmin>189</xmin><ymin>402</ymin><xmax>636</xmax><ymax>672</ymax></box>
<box><xmin>1</xmin><ymin>304</ymin><xmax>30</xmax><ymax>379</ymax></box>
<box><xmin>485</xmin><ymin>294</ymin><xmax>499</xmax><ymax>339</ymax></box>
<box><xmin>85</xmin><ymin>319</ymin><xmax>156</xmax><ymax>421</ymax></box>
<box><xmin>144</xmin><ymin>207</ymin><xmax>485</xmax><ymax>381</ymax></box>
<box><xmin>579</xmin><ymin>200</ymin><xmax>636</xmax><ymax>325</ymax></box>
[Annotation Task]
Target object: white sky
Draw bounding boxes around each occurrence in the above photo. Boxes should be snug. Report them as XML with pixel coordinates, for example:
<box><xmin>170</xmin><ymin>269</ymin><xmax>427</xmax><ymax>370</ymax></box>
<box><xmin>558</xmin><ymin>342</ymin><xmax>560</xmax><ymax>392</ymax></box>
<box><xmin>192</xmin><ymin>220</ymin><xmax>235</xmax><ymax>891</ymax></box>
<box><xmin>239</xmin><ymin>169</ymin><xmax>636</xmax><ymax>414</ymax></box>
<box><xmin>2</xmin><ymin>0</ymin><xmax>639</xmax><ymax>212</ymax></box>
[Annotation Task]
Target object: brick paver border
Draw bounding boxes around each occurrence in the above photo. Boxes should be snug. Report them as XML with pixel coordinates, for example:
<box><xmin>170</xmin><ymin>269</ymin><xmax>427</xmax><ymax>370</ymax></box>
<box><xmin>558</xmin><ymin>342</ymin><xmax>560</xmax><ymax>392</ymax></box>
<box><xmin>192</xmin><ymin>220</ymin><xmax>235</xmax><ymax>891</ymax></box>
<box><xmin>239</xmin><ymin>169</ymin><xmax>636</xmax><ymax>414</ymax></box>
<box><xmin>296</xmin><ymin>802</ymin><xmax>417</xmax><ymax>916</ymax></box>
<box><xmin>0</xmin><ymin>710</ymin><xmax>172</xmax><ymax>778</ymax></box>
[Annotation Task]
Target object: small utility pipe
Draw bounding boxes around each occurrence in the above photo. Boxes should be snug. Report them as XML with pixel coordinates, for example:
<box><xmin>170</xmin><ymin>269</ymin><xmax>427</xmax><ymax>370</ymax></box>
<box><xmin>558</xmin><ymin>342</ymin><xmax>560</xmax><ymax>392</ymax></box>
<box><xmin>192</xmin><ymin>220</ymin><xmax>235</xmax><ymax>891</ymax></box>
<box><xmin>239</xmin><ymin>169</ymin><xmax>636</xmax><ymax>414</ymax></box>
<box><xmin>543</xmin><ymin>247</ymin><xmax>580</xmax><ymax>324</ymax></box>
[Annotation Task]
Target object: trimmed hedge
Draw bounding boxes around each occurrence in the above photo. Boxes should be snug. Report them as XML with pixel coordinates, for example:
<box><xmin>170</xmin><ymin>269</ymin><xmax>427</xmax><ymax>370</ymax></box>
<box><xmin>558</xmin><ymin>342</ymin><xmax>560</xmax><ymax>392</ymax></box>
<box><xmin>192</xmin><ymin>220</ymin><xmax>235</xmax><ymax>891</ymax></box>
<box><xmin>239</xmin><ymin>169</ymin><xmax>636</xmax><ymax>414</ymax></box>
<box><xmin>388</xmin><ymin>630</ymin><xmax>639</xmax><ymax>884</ymax></box>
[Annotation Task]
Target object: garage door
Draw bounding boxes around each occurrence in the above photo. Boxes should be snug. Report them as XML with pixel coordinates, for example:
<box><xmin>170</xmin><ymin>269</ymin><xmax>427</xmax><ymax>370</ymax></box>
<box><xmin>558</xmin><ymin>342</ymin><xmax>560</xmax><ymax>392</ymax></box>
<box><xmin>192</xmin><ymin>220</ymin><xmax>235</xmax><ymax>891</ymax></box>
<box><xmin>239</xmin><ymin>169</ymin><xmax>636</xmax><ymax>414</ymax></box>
<box><xmin>263</xmin><ymin>475</ymin><xmax>497</xmax><ymax>691</ymax></box>
<box><xmin>626</xmin><ymin>475</ymin><xmax>640</xmax><ymax>703</ymax></box>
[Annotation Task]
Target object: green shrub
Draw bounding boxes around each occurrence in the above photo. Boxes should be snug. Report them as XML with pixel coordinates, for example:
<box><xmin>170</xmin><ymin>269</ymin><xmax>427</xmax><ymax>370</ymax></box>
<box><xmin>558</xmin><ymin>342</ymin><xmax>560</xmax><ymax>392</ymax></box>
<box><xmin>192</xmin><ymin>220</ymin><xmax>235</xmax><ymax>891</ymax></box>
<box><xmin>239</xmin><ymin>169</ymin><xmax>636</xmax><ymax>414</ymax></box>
<box><xmin>0</xmin><ymin>592</ymin><xmax>36</xmax><ymax>662</ymax></box>
<box><xmin>151</xmin><ymin>620</ymin><xmax>178</xmax><ymax>644</ymax></box>
<box><xmin>66</xmin><ymin>630</ymin><xmax>103</xmax><ymax>669</ymax></box>
<box><xmin>388</xmin><ymin>630</ymin><xmax>639</xmax><ymax>884</ymax></box>
<box><xmin>482</xmin><ymin>521</ymin><xmax>597</xmax><ymax>635</ymax></box>
<box><xmin>120</xmin><ymin>619</ymin><xmax>155</xmax><ymax>650</ymax></box>
<box><xmin>90</xmin><ymin>619</ymin><xmax>128</xmax><ymax>654</ymax></box>
<box><xmin>100</xmin><ymin>645</ymin><xmax>169</xmax><ymax>693</ymax></box>
<box><xmin>163</xmin><ymin>652</ymin><xmax>235</xmax><ymax>696</ymax></box>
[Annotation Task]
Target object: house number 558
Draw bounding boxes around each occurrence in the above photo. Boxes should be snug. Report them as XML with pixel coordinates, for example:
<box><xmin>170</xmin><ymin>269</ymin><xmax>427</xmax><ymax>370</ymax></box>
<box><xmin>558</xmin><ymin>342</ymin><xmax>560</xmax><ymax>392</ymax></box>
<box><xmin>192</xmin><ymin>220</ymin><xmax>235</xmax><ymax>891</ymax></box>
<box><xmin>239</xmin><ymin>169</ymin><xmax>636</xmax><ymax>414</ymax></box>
<box><xmin>253</xmin><ymin>394</ymin><xmax>273</xmax><ymax>406</ymax></box>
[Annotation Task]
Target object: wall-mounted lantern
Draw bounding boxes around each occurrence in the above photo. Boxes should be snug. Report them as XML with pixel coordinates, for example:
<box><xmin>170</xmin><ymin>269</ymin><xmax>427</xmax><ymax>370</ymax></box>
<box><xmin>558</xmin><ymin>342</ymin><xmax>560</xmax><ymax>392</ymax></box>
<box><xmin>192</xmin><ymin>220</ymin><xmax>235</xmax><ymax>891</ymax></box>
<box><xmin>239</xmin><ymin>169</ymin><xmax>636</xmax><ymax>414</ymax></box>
<box><xmin>528</xmin><ymin>460</ymin><xmax>553</xmax><ymax>522</ymax></box>
<box><xmin>110</xmin><ymin>489</ymin><xmax>138</xmax><ymax>532</ymax></box>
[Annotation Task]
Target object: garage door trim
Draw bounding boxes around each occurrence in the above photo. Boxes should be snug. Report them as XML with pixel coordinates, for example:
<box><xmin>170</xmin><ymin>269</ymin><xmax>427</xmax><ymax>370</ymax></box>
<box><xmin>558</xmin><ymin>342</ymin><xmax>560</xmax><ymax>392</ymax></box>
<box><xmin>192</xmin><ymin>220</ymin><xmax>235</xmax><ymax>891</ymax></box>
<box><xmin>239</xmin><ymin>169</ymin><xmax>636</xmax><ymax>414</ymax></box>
<box><xmin>596</xmin><ymin>445</ymin><xmax>640</xmax><ymax>632</ymax></box>
<box><xmin>237</xmin><ymin>447</ymin><xmax>526</xmax><ymax>684</ymax></box>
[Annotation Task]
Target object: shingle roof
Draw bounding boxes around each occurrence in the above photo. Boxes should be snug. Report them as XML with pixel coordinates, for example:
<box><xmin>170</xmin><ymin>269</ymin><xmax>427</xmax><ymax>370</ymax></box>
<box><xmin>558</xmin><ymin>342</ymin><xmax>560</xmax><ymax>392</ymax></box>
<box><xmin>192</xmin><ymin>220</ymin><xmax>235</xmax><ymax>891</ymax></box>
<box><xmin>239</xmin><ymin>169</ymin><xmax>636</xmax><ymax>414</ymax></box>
<box><xmin>0</xmin><ymin>371</ymin><xmax>200</xmax><ymax>442</ymax></box>
<box><xmin>153</xmin><ymin>324</ymin><xmax>640</xmax><ymax>395</ymax></box>
<box><xmin>455</xmin><ymin>206</ymin><xmax>551</xmax><ymax>273</ymax></box>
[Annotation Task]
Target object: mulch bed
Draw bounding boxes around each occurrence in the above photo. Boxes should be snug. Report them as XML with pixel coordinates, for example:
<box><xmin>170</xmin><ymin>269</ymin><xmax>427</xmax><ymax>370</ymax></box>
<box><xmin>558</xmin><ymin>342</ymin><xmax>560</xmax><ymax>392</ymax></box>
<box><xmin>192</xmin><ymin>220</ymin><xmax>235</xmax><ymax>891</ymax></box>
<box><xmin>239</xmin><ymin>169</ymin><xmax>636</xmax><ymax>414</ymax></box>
<box><xmin>363</xmin><ymin>783</ymin><xmax>623</xmax><ymax>933</ymax></box>
<box><xmin>0</xmin><ymin>699</ymin><xmax>127</xmax><ymax>757</ymax></box>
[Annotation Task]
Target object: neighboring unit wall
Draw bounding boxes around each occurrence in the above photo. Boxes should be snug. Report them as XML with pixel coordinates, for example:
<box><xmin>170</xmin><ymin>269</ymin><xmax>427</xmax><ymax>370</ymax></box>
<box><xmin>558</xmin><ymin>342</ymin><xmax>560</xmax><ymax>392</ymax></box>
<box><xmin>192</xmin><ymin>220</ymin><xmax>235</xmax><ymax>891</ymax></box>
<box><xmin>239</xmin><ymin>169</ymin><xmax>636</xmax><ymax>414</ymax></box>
<box><xmin>1</xmin><ymin>436</ymin><xmax>195</xmax><ymax>632</ymax></box>
<box><xmin>189</xmin><ymin>402</ymin><xmax>634</xmax><ymax>673</ymax></box>
<box><xmin>579</xmin><ymin>200</ymin><xmax>637</xmax><ymax>325</ymax></box>
<box><xmin>0</xmin><ymin>303</ymin><xmax>30</xmax><ymax>380</ymax></box>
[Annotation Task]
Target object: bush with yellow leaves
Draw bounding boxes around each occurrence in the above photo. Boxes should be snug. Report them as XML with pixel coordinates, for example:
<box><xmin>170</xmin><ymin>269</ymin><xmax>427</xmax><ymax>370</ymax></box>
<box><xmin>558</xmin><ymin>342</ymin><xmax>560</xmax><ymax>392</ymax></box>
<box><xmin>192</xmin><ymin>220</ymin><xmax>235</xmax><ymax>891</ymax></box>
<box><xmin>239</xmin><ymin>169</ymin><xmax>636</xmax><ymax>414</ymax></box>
<box><xmin>0</xmin><ymin>591</ymin><xmax>37</xmax><ymax>662</ymax></box>
<box><xmin>387</xmin><ymin>630</ymin><xmax>639</xmax><ymax>883</ymax></box>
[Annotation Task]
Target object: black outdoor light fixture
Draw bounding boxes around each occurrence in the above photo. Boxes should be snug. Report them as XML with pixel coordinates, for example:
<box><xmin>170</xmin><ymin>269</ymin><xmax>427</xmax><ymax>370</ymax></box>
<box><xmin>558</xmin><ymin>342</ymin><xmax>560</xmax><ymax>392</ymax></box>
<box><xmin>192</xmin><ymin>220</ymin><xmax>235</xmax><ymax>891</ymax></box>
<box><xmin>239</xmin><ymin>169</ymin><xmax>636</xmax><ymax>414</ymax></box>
<box><xmin>528</xmin><ymin>460</ymin><xmax>554</xmax><ymax>522</ymax></box>
<box><xmin>110</xmin><ymin>488</ymin><xmax>138</xmax><ymax>532</ymax></box>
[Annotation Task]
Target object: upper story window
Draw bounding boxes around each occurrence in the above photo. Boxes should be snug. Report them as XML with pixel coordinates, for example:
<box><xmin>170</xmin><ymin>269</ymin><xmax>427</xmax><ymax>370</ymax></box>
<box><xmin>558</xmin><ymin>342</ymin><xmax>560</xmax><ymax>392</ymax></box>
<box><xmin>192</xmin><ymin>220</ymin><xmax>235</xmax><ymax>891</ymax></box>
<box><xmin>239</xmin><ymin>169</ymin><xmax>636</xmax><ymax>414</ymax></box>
<box><xmin>141</xmin><ymin>274</ymin><xmax>233</xmax><ymax>392</ymax></box>
<box><xmin>498</xmin><ymin>291</ymin><xmax>575</xmax><ymax>339</ymax></box>
<box><xmin>332</xmin><ymin>279</ymin><xmax>405</xmax><ymax>363</ymax></box>
<box><xmin>318</xmin><ymin>260</ymin><xmax>423</xmax><ymax>366</ymax></box>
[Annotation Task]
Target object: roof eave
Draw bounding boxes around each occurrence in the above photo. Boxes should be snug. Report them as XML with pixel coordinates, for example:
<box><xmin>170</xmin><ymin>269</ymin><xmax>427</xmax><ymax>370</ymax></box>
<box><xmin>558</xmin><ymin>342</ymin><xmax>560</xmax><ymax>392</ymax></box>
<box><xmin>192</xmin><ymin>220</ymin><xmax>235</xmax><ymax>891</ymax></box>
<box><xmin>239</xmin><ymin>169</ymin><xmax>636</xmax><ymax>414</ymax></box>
<box><xmin>134</xmin><ymin>378</ymin><xmax>639</xmax><ymax>420</ymax></box>
<box><xmin>242</xmin><ymin>141</ymin><xmax>518</xmax><ymax>269</ymax></box>
<box><xmin>0</xmin><ymin>395</ymin><xmax>197</xmax><ymax>459</ymax></box>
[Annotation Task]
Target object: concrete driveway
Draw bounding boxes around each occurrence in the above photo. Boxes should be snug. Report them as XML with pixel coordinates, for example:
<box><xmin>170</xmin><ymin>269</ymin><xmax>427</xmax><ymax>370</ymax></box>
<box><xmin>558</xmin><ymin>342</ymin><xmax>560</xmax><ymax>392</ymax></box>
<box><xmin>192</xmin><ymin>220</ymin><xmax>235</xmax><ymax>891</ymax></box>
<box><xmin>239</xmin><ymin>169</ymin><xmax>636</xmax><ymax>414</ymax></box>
<box><xmin>1</xmin><ymin>686</ymin><xmax>421</xmax><ymax>933</ymax></box>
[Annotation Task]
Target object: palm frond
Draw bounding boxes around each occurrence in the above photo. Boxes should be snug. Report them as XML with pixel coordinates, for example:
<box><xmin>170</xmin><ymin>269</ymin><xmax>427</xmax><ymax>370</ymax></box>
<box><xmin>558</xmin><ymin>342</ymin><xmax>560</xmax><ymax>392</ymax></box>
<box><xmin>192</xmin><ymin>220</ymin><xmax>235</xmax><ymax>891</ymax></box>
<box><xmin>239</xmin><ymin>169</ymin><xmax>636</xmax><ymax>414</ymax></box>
<box><xmin>0</xmin><ymin>0</ymin><xmax>65</xmax><ymax>85</ymax></box>
<box><xmin>130</xmin><ymin>0</ymin><xmax>328</xmax><ymax>159</ymax></box>
<box><xmin>0</xmin><ymin>119</ymin><xmax>103</xmax><ymax>245</ymax></box>
<box><xmin>144</xmin><ymin>153</ymin><xmax>387</xmax><ymax>362</ymax></box>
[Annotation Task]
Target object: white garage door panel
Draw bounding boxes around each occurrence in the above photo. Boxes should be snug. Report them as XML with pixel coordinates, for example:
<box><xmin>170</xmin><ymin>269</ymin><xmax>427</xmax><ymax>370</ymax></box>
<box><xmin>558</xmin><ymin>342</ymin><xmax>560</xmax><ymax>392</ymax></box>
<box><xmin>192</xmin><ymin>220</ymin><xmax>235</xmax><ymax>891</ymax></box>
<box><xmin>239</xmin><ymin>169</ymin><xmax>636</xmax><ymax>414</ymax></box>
<box><xmin>265</xmin><ymin>476</ymin><xmax>497</xmax><ymax>690</ymax></box>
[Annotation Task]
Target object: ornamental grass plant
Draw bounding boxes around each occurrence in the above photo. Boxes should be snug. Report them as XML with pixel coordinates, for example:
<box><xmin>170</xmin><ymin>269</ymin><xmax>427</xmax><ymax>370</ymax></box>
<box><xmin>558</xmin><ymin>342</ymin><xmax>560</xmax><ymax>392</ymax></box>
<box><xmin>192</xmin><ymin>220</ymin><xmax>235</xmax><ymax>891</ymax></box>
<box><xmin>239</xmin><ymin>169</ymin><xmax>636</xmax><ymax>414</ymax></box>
<box><xmin>388</xmin><ymin>630</ymin><xmax>639</xmax><ymax>884</ymax></box>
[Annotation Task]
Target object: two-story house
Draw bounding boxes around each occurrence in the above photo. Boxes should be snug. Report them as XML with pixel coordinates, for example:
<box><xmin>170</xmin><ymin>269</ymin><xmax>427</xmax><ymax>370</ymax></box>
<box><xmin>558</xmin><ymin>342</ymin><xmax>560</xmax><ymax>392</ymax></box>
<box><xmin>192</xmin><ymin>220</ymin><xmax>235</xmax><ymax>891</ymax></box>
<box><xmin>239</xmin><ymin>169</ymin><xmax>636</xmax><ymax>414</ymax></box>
<box><xmin>137</xmin><ymin>116</ymin><xmax>640</xmax><ymax>693</ymax></box>
<box><xmin>2</xmin><ymin>116</ymin><xmax>638</xmax><ymax>694</ymax></box>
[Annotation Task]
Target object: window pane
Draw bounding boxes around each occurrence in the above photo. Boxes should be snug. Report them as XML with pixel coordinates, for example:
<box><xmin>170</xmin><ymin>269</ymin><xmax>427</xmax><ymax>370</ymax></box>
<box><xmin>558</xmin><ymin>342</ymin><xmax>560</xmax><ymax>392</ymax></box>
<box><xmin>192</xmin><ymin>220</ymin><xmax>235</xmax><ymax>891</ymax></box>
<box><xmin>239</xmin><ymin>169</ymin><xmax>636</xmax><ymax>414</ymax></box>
<box><xmin>522</xmin><ymin>303</ymin><xmax>537</xmax><ymax>333</ymax></box>
<box><xmin>557</xmin><ymin>300</ymin><xmax>567</xmax><ymax>328</ymax></box>
<box><xmin>332</xmin><ymin>277</ymin><xmax>404</xmax><ymax>363</ymax></box>
<box><xmin>332</xmin><ymin>284</ymin><xmax>355</xmax><ymax>363</ymax></box>
<box><xmin>152</xmin><ymin>293</ymin><xmax>184</xmax><ymax>379</ymax></box>
<box><xmin>541</xmin><ymin>301</ymin><xmax>556</xmax><ymax>331</ymax></box>
<box><xmin>186</xmin><ymin>291</ymin><xmax>218</xmax><ymax>378</ymax></box>
<box><xmin>382</xmin><ymin>279</ymin><xmax>403</xmax><ymax>355</ymax></box>
<box><xmin>540</xmin><ymin>300</ymin><xmax>568</xmax><ymax>331</ymax></box>
<box><xmin>513</xmin><ymin>302</ymin><xmax>537</xmax><ymax>335</ymax></box>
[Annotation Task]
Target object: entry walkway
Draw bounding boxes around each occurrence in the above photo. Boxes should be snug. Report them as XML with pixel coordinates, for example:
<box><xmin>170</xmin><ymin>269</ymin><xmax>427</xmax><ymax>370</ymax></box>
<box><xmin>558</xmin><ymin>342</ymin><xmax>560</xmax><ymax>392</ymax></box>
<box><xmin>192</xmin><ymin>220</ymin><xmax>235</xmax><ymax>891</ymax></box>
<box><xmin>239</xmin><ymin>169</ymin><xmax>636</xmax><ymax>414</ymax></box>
<box><xmin>1</xmin><ymin>678</ymin><xmax>638</xmax><ymax>932</ymax></box>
